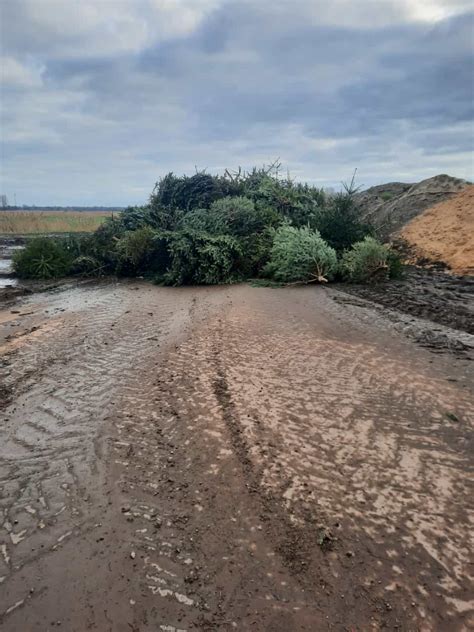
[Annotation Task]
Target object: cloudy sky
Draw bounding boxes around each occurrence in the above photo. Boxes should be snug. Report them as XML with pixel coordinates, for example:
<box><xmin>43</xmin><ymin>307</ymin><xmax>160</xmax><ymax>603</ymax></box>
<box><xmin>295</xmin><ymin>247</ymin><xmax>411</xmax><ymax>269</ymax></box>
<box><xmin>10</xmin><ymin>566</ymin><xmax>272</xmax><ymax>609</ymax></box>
<box><xmin>1</xmin><ymin>0</ymin><xmax>473</xmax><ymax>206</ymax></box>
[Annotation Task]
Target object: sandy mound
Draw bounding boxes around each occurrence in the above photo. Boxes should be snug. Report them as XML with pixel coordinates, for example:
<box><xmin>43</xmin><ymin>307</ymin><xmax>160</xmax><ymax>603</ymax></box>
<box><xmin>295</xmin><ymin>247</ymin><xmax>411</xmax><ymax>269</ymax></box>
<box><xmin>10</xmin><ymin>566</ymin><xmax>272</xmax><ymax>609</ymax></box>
<box><xmin>355</xmin><ymin>174</ymin><xmax>469</xmax><ymax>239</ymax></box>
<box><xmin>399</xmin><ymin>186</ymin><xmax>474</xmax><ymax>274</ymax></box>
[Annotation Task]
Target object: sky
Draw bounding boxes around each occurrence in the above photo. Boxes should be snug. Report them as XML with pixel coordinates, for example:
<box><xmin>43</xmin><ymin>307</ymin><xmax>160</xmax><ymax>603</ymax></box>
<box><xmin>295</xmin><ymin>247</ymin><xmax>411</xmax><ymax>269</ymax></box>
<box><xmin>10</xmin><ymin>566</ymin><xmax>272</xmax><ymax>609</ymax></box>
<box><xmin>0</xmin><ymin>0</ymin><xmax>473</xmax><ymax>206</ymax></box>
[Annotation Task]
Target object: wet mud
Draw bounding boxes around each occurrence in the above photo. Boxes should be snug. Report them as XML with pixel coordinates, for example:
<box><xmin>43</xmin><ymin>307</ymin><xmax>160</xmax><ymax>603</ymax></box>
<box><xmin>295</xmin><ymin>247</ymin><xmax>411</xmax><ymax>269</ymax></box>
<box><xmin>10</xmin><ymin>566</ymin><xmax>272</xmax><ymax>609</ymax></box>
<box><xmin>342</xmin><ymin>267</ymin><xmax>474</xmax><ymax>335</ymax></box>
<box><xmin>0</xmin><ymin>280</ymin><xmax>473</xmax><ymax>631</ymax></box>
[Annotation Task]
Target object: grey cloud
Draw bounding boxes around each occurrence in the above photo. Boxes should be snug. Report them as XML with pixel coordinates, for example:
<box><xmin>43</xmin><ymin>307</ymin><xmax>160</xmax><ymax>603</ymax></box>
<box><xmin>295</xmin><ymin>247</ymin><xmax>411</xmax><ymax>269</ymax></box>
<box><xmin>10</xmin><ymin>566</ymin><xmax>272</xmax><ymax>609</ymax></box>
<box><xmin>1</xmin><ymin>1</ymin><xmax>472</xmax><ymax>205</ymax></box>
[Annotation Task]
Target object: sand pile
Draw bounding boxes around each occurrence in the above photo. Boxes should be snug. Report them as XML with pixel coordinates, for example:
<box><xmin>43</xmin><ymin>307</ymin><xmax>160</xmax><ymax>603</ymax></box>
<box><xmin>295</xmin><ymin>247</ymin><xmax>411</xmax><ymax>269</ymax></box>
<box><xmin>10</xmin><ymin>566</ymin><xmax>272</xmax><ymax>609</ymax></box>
<box><xmin>355</xmin><ymin>174</ymin><xmax>468</xmax><ymax>238</ymax></box>
<box><xmin>399</xmin><ymin>185</ymin><xmax>474</xmax><ymax>274</ymax></box>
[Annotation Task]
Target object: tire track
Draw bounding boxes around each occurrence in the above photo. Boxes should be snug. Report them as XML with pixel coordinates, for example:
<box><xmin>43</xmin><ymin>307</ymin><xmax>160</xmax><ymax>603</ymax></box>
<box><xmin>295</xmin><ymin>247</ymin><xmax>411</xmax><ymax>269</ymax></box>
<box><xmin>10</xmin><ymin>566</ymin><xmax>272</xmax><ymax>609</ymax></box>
<box><xmin>0</xmin><ymin>283</ymin><xmax>227</xmax><ymax>628</ymax></box>
<box><xmin>0</xmin><ymin>281</ymin><xmax>472</xmax><ymax>631</ymax></box>
<box><xmin>109</xmin><ymin>284</ymin><xmax>473</xmax><ymax>630</ymax></box>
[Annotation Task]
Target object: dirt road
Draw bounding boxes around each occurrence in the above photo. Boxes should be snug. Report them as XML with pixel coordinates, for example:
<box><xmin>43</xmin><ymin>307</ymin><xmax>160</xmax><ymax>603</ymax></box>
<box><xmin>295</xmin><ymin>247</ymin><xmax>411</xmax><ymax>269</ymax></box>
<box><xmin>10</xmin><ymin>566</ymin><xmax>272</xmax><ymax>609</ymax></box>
<box><xmin>0</xmin><ymin>281</ymin><xmax>473</xmax><ymax>631</ymax></box>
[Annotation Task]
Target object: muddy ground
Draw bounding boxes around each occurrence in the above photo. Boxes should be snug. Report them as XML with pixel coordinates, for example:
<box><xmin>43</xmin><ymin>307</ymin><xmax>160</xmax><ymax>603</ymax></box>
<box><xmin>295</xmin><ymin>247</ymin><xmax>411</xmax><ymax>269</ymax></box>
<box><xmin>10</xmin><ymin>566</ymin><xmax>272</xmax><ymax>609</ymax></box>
<box><xmin>343</xmin><ymin>267</ymin><xmax>474</xmax><ymax>334</ymax></box>
<box><xmin>0</xmin><ymin>280</ymin><xmax>473</xmax><ymax>631</ymax></box>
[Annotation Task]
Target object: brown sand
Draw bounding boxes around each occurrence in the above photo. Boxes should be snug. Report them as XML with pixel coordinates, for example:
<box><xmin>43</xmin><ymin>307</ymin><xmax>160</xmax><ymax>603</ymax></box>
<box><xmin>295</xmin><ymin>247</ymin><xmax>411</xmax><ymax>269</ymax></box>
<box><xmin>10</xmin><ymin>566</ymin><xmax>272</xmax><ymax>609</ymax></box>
<box><xmin>400</xmin><ymin>185</ymin><xmax>474</xmax><ymax>274</ymax></box>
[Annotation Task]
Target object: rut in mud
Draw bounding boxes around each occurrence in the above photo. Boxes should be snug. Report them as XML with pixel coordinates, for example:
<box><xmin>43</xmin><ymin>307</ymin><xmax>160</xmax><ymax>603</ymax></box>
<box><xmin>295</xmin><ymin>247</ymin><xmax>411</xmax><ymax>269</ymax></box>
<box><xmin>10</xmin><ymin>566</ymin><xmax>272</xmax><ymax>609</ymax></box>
<box><xmin>0</xmin><ymin>281</ymin><xmax>473</xmax><ymax>631</ymax></box>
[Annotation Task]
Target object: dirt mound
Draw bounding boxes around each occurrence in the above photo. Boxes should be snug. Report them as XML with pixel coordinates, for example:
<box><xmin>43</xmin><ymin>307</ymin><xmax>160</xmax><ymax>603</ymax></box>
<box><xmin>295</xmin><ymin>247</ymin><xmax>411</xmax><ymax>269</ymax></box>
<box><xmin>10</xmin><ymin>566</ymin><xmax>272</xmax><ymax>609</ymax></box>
<box><xmin>356</xmin><ymin>174</ymin><xmax>469</xmax><ymax>238</ymax></box>
<box><xmin>399</xmin><ymin>185</ymin><xmax>474</xmax><ymax>274</ymax></box>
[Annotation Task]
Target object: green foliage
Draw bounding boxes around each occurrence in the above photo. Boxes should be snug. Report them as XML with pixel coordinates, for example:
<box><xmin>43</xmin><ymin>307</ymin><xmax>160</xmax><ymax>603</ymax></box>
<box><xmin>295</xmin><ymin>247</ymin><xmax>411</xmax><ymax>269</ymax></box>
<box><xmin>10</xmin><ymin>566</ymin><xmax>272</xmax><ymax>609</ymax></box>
<box><xmin>13</xmin><ymin>237</ymin><xmax>73</xmax><ymax>279</ymax></box>
<box><xmin>150</xmin><ymin>165</ymin><xmax>325</xmax><ymax>232</ymax></box>
<box><xmin>314</xmin><ymin>192</ymin><xmax>373</xmax><ymax>252</ymax></box>
<box><xmin>187</xmin><ymin>196</ymin><xmax>255</xmax><ymax>235</ymax></box>
<box><xmin>387</xmin><ymin>250</ymin><xmax>404</xmax><ymax>279</ymax></box>
<box><xmin>75</xmin><ymin>217</ymin><xmax>125</xmax><ymax>273</ymax></box>
<box><xmin>120</xmin><ymin>206</ymin><xmax>152</xmax><ymax>231</ymax></box>
<box><xmin>147</xmin><ymin>203</ymin><xmax>183</xmax><ymax>232</ymax></box>
<box><xmin>264</xmin><ymin>225</ymin><xmax>338</xmax><ymax>283</ymax></box>
<box><xmin>212</xmin><ymin>196</ymin><xmax>279</xmax><ymax>236</ymax></box>
<box><xmin>237</xmin><ymin>230</ymin><xmax>275</xmax><ymax>276</ymax></box>
<box><xmin>183</xmin><ymin>196</ymin><xmax>279</xmax><ymax>236</ymax></box>
<box><xmin>71</xmin><ymin>255</ymin><xmax>103</xmax><ymax>277</ymax></box>
<box><xmin>13</xmin><ymin>164</ymin><xmax>403</xmax><ymax>287</ymax></box>
<box><xmin>243</xmin><ymin>168</ymin><xmax>325</xmax><ymax>227</ymax></box>
<box><xmin>155</xmin><ymin>230</ymin><xmax>242</xmax><ymax>286</ymax></box>
<box><xmin>151</xmin><ymin>172</ymin><xmax>223</xmax><ymax>212</ymax></box>
<box><xmin>181</xmin><ymin>196</ymin><xmax>278</xmax><ymax>277</ymax></box>
<box><xmin>340</xmin><ymin>237</ymin><xmax>391</xmax><ymax>283</ymax></box>
<box><xmin>116</xmin><ymin>227</ymin><xmax>159</xmax><ymax>275</ymax></box>
<box><xmin>177</xmin><ymin>207</ymin><xmax>210</xmax><ymax>233</ymax></box>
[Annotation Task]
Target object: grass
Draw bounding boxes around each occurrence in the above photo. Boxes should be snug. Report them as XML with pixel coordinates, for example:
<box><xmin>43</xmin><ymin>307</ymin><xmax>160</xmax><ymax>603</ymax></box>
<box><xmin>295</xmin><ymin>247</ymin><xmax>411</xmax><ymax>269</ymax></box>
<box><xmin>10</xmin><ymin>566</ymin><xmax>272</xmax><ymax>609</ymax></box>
<box><xmin>0</xmin><ymin>211</ymin><xmax>115</xmax><ymax>235</ymax></box>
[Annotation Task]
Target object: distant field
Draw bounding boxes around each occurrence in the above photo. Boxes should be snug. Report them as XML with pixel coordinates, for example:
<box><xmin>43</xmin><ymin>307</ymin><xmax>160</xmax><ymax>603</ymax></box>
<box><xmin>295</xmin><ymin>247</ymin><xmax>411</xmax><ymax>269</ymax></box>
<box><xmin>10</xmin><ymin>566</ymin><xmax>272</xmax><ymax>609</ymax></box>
<box><xmin>0</xmin><ymin>210</ymin><xmax>116</xmax><ymax>234</ymax></box>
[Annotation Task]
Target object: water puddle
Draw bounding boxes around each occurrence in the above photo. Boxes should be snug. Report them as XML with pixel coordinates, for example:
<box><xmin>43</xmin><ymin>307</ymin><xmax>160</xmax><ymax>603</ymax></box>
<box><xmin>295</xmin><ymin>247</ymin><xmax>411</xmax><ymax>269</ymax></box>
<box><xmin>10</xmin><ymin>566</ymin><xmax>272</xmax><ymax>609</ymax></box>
<box><xmin>0</xmin><ymin>240</ymin><xmax>23</xmax><ymax>288</ymax></box>
<box><xmin>0</xmin><ymin>278</ymin><xmax>18</xmax><ymax>288</ymax></box>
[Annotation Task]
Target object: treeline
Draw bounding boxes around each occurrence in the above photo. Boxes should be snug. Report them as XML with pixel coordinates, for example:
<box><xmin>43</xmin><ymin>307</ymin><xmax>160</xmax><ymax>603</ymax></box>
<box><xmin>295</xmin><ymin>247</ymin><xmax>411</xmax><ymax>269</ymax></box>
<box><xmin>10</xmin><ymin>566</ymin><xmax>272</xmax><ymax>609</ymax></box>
<box><xmin>13</xmin><ymin>164</ymin><xmax>401</xmax><ymax>284</ymax></box>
